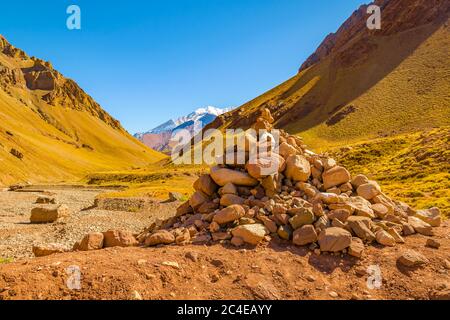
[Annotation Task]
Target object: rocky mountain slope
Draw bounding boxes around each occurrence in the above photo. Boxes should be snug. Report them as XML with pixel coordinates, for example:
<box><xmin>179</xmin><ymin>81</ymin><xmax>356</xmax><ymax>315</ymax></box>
<box><xmin>135</xmin><ymin>107</ymin><xmax>231</xmax><ymax>152</ymax></box>
<box><xmin>0</xmin><ymin>35</ymin><xmax>165</xmax><ymax>185</ymax></box>
<box><xmin>208</xmin><ymin>0</ymin><xmax>450</xmax><ymax>148</ymax></box>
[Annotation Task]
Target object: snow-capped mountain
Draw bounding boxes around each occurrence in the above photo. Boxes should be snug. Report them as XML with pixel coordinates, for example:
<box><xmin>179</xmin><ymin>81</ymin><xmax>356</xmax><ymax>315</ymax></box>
<box><xmin>135</xmin><ymin>106</ymin><xmax>231</xmax><ymax>152</ymax></box>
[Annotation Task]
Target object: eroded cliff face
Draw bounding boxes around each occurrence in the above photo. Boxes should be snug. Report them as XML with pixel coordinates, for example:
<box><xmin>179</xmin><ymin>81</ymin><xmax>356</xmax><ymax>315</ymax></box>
<box><xmin>299</xmin><ymin>0</ymin><xmax>450</xmax><ymax>72</ymax></box>
<box><xmin>0</xmin><ymin>35</ymin><xmax>122</xmax><ymax>130</ymax></box>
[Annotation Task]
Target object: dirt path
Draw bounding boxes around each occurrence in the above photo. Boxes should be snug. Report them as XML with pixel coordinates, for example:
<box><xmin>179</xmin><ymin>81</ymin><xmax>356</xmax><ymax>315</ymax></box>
<box><xmin>1</xmin><ymin>222</ymin><xmax>449</xmax><ymax>300</ymax></box>
<box><xmin>0</xmin><ymin>187</ymin><xmax>179</xmax><ymax>259</ymax></box>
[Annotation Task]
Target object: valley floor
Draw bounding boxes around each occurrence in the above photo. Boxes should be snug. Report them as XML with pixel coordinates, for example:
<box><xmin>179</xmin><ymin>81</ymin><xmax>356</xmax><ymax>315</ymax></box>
<box><xmin>0</xmin><ymin>222</ymin><xmax>449</xmax><ymax>300</ymax></box>
<box><xmin>0</xmin><ymin>187</ymin><xmax>179</xmax><ymax>259</ymax></box>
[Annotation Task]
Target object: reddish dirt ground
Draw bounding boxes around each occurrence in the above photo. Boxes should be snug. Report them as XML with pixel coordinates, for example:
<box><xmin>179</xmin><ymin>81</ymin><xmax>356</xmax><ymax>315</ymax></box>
<box><xmin>1</xmin><ymin>222</ymin><xmax>449</xmax><ymax>300</ymax></box>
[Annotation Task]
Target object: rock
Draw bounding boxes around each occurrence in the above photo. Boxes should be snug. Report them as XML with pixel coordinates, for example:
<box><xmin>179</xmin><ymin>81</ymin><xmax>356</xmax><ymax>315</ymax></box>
<box><xmin>402</xmin><ymin>222</ymin><xmax>416</xmax><ymax>236</ymax></box>
<box><xmin>33</xmin><ymin>243</ymin><xmax>67</xmax><ymax>257</ymax></box>
<box><xmin>198</xmin><ymin>201</ymin><xmax>219</xmax><ymax>214</ymax></box>
<box><xmin>398</xmin><ymin>250</ymin><xmax>429</xmax><ymax>267</ymax></box>
<box><xmin>212</xmin><ymin>232</ymin><xmax>232</xmax><ymax>241</ymax></box>
<box><xmin>209</xmin><ymin>221</ymin><xmax>220</xmax><ymax>233</ymax></box>
<box><xmin>246</xmin><ymin>153</ymin><xmax>285</xmax><ymax>179</ymax></box>
<box><xmin>357</xmin><ymin>181</ymin><xmax>381</xmax><ymax>200</ymax></box>
<box><xmin>328</xmin><ymin>209</ymin><xmax>351</xmax><ymax>222</ymax></box>
<box><xmin>288</xmin><ymin>208</ymin><xmax>315</xmax><ymax>230</ymax></box>
<box><xmin>351</xmin><ymin>174</ymin><xmax>369</xmax><ymax>188</ymax></box>
<box><xmin>220</xmin><ymin>194</ymin><xmax>245</xmax><ymax>207</ymax></box>
<box><xmin>231</xmin><ymin>236</ymin><xmax>245</xmax><ymax>247</ymax></box>
<box><xmin>30</xmin><ymin>204</ymin><xmax>70</xmax><ymax>223</ymax></box>
<box><xmin>193</xmin><ymin>174</ymin><xmax>218</xmax><ymax>196</ymax></box>
<box><xmin>414</xmin><ymin>208</ymin><xmax>441</xmax><ymax>227</ymax></box>
<box><xmin>130</xmin><ymin>291</ymin><xmax>143</xmax><ymax>300</ymax></box>
<box><xmin>35</xmin><ymin>195</ymin><xmax>56</xmax><ymax>204</ymax></box>
<box><xmin>78</xmin><ymin>232</ymin><xmax>104</xmax><ymax>251</ymax></box>
<box><xmin>161</xmin><ymin>261</ymin><xmax>180</xmax><ymax>269</ymax></box>
<box><xmin>185</xmin><ymin>251</ymin><xmax>199</xmax><ymax>262</ymax></box>
<box><xmin>189</xmin><ymin>191</ymin><xmax>210</xmax><ymax>210</ymax></box>
<box><xmin>210</xmin><ymin>167</ymin><xmax>259</xmax><ymax>187</ymax></box>
<box><xmin>387</xmin><ymin>228</ymin><xmax>405</xmax><ymax>243</ymax></box>
<box><xmin>278</xmin><ymin>142</ymin><xmax>298</xmax><ymax>159</ymax></box>
<box><xmin>330</xmin><ymin>197</ymin><xmax>375</xmax><ymax>218</ymax></box>
<box><xmin>347</xmin><ymin>216</ymin><xmax>375</xmax><ymax>242</ymax></box>
<box><xmin>318</xmin><ymin>227</ymin><xmax>352</xmax><ymax>252</ymax></box>
<box><xmin>322</xmin><ymin>166</ymin><xmax>351</xmax><ymax>190</ymax></box>
<box><xmin>231</xmin><ymin>224</ymin><xmax>268</xmax><ymax>245</ymax></box>
<box><xmin>258</xmin><ymin>215</ymin><xmax>278</xmax><ymax>233</ymax></box>
<box><xmin>284</xmin><ymin>155</ymin><xmax>311</xmax><ymax>182</ymax></box>
<box><xmin>375</xmin><ymin>230</ymin><xmax>396</xmax><ymax>247</ymax></box>
<box><xmin>174</xmin><ymin>228</ymin><xmax>191</xmax><ymax>245</ymax></box>
<box><xmin>168</xmin><ymin>192</ymin><xmax>183</xmax><ymax>202</ymax></box>
<box><xmin>103</xmin><ymin>230</ymin><xmax>138</xmax><ymax>248</ymax></box>
<box><xmin>348</xmin><ymin>238</ymin><xmax>365</xmax><ymax>258</ymax></box>
<box><xmin>292</xmin><ymin>225</ymin><xmax>317</xmax><ymax>246</ymax></box>
<box><xmin>176</xmin><ymin>201</ymin><xmax>193</xmax><ymax>216</ymax></box>
<box><xmin>221</xmin><ymin>183</ymin><xmax>237</xmax><ymax>195</ymax></box>
<box><xmin>372</xmin><ymin>203</ymin><xmax>389</xmax><ymax>218</ymax></box>
<box><xmin>277</xmin><ymin>225</ymin><xmax>293</xmax><ymax>240</ymax></box>
<box><xmin>408</xmin><ymin>217</ymin><xmax>433</xmax><ymax>236</ymax></box>
<box><xmin>322</xmin><ymin>158</ymin><xmax>337</xmax><ymax>170</ymax></box>
<box><xmin>319</xmin><ymin>193</ymin><xmax>341</xmax><ymax>205</ymax></box>
<box><xmin>426</xmin><ymin>238</ymin><xmax>441</xmax><ymax>249</ymax></box>
<box><xmin>213</xmin><ymin>205</ymin><xmax>245</xmax><ymax>225</ymax></box>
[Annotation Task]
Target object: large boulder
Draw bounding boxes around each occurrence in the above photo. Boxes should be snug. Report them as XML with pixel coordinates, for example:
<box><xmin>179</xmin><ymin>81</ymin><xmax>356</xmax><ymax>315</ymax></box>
<box><xmin>292</xmin><ymin>225</ymin><xmax>317</xmax><ymax>246</ymax></box>
<box><xmin>33</xmin><ymin>243</ymin><xmax>68</xmax><ymax>257</ymax></box>
<box><xmin>318</xmin><ymin>227</ymin><xmax>352</xmax><ymax>252</ymax></box>
<box><xmin>78</xmin><ymin>232</ymin><xmax>104</xmax><ymax>251</ymax></box>
<box><xmin>408</xmin><ymin>217</ymin><xmax>433</xmax><ymax>236</ymax></box>
<box><xmin>220</xmin><ymin>194</ymin><xmax>245</xmax><ymax>207</ymax></box>
<box><xmin>284</xmin><ymin>155</ymin><xmax>311</xmax><ymax>182</ymax></box>
<box><xmin>189</xmin><ymin>191</ymin><xmax>210</xmax><ymax>210</ymax></box>
<box><xmin>347</xmin><ymin>216</ymin><xmax>376</xmax><ymax>242</ymax></box>
<box><xmin>357</xmin><ymin>181</ymin><xmax>381</xmax><ymax>200</ymax></box>
<box><xmin>210</xmin><ymin>167</ymin><xmax>259</xmax><ymax>187</ymax></box>
<box><xmin>193</xmin><ymin>175</ymin><xmax>218</xmax><ymax>196</ymax></box>
<box><xmin>30</xmin><ymin>204</ymin><xmax>70</xmax><ymax>223</ymax></box>
<box><xmin>213</xmin><ymin>205</ymin><xmax>245</xmax><ymax>225</ymax></box>
<box><xmin>398</xmin><ymin>250</ymin><xmax>429</xmax><ymax>267</ymax></box>
<box><xmin>322</xmin><ymin>166</ymin><xmax>351</xmax><ymax>190</ymax></box>
<box><xmin>145</xmin><ymin>230</ymin><xmax>175</xmax><ymax>246</ymax></box>
<box><xmin>246</xmin><ymin>153</ymin><xmax>285</xmax><ymax>179</ymax></box>
<box><xmin>414</xmin><ymin>208</ymin><xmax>441</xmax><ymax>227</ymax></box>
<box><xmin>375</xmin><ymin>230</ymin><xmax>396</xmax><ymax>247</ymax></box>
<box><xmin>103</xmin><ymin>230</ymin><xmax>138</xmax><ymax>248</ymax></box>
<box><xmin>289</xmin><ymin>208</ymin><xmax>315</xmax><ymax>230</ymax></box>
<box><xmin>278</xmin><ymin>142</ymin><xmax>298</xmax><ymax>159</ymax></box>
<box><xmin>231</xmin><ymin>224</ymin><xmax>268</xmax><ymax>245</ymax></box>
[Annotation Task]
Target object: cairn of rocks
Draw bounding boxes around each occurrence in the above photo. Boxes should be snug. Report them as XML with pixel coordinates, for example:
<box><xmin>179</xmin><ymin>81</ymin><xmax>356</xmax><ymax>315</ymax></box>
<box><xmin>81</xmin><ymin>109</ymin><xmax>442</xmax><ymax>258</ymax></box>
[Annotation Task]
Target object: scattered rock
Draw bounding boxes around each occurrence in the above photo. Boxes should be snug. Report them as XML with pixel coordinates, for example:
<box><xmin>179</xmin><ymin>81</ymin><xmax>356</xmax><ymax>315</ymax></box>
<box><xmin>426</xmin><ymin>238</ymin><xmax>441</xmax><ymax>249</ymax></box>
<box><xmin>35</xmin><ymin>195</ymin><xmax>56</xmax><ymax>204</ymax></box>
<box><xmin>33</xmin><ymin>243</ymin><xmax>68</xmax><ymax>257</ymax></box>
<box><xmin>348</xmin><ymin>238</ymin><xmax>365</xmax><ymax>258</ymax></box>
<box><xmin>78</xmin><ymin>232</ymin><xmax>104</xmax><ymax>251</ymax></box>
<box><xmin>375</xmin><ymin>230</ymin><xmax>396</xmax><ymax>247</ymax></box>
<box><xmin>414</xmin><ymin>208</ymin><xmax>441</xmax><ymax>227</ymax></box>
<box><xmin>292</xmin><ymin>225</ymin><xmax>317</xmax><ymax>246</ymax></box>
<box><xmin>408</xmin><ymin>217</ymin><xmax>433</xmax><ymax>236</ymax></box>
<box><xmin>398</xmin><ymin>250</ymin><xmax>429</xmax><ymax>268</ymax></box>
<box><xmin>318</xmin><ymin>227</ymin><xmax>352</xmax><ymax>252</ymax></box>
<box><xmin>103</xmin><ymin>230</ymin><xmax>138</xmax><ymax>248</ymax></box>
<box><xmin>231</xmin><ymin>224</ymin><xmax>268</xmax><ymax>245</ymax></box>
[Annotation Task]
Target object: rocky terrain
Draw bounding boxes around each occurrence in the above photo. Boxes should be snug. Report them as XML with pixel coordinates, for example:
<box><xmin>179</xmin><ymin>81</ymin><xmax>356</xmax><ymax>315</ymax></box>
<box><xmin>0</xmin><ymin>186</ymin><xmax>179</xmax><ymax>260</ymax></box>
<box><xmin>3</xmin><ymin>109</ymin><xmax>446</xmax><ymax>300</ymax></box>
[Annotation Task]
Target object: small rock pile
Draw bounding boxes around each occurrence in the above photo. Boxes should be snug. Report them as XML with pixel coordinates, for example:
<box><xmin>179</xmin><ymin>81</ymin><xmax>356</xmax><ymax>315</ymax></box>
<box><xmin>83</xmin><ymin>109</ymin><xmax>442</xmax><ymax>258</ymax></box>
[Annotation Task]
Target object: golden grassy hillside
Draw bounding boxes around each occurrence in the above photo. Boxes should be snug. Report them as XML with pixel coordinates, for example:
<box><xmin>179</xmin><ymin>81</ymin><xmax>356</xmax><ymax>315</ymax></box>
<box><xmin>213</xmin><ymin>0</ymin><xmax>449</xmax><ymax>150</ymax></box>
<box><xmin>0</xmin><ymin>36</ymin><xmax>165</xmax><ymax>185</ymax></box>
<box><xmin>330</xmin><ymin>127</ymin><xmax>450</xmax><ymax>217</ymax></box>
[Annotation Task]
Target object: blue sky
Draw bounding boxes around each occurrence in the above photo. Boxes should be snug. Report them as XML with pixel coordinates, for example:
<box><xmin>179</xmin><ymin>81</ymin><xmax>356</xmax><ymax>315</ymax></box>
<box><xmin>0</xmin><ymin>0</ymin><xmax>367</xmax><ymax>133</ymax></box>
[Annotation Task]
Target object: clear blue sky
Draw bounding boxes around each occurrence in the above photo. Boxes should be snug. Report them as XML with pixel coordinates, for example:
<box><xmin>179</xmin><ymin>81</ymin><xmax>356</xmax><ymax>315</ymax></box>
<box><xmin>0</xmin><ymin>0</ymin><xmax>367</xmax><ymax>133</ymax></box>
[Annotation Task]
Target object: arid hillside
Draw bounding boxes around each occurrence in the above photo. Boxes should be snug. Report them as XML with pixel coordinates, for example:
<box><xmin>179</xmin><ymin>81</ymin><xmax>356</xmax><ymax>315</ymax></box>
<box><xmin>209</xmin><ymin>0</ymin><xmax>450</xmax><ymax>148</ymax></box>
<box><xmin>0</xmin><ymin>35</ymin><xmax>165</xmax><ymax>185</ymax></box>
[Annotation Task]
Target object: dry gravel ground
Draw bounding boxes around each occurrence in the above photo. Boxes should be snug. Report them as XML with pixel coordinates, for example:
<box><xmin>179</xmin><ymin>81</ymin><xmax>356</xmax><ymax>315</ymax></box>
<box><xmin>0</xmin><ymin>221</ymin><xmax>449</xmax><ymax>300</ymax></box>
<box><xmin>0</xmin><ymin>187</ymin><xmax>179</xmax><ymax>259</ymax></box>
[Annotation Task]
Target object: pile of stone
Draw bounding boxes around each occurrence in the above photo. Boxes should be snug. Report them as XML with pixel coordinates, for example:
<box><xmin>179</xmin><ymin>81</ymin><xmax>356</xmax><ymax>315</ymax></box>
<box><xmin>82</xmin><ymin>109</ymin><xmax>442</xmax><ymax>258</ymax></box>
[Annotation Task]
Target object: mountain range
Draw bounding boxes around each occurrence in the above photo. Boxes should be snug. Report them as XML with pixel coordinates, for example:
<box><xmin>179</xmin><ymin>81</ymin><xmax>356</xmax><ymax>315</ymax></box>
<box><xmin>134</xmin><ymin>106</ymin><xmax>231</xmax><ymax>152</ymax></box>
